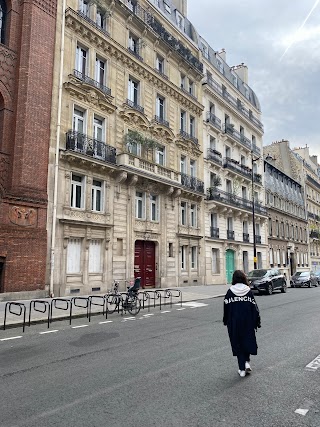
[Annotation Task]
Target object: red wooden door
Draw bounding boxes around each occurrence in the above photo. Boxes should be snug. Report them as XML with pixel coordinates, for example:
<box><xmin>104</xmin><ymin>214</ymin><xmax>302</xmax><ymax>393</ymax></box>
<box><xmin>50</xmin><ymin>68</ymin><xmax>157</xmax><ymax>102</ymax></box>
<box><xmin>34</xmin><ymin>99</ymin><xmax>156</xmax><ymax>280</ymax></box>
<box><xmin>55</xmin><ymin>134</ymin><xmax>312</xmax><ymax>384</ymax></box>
<box><xmin>134</xmin><ymin>240</ymin><xmax>156</xmax><ymax>288</ymax></box>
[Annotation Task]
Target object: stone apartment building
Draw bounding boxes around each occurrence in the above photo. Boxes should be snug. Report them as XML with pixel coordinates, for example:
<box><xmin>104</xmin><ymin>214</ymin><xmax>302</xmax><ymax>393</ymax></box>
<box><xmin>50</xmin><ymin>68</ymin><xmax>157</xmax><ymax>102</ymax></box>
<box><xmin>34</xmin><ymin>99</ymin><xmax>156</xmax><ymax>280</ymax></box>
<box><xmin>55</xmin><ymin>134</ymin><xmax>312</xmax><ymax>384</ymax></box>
<box><xmin>199</xmin><ymin>42</ymin><xmax>267</xmax><ymax>283</ymax></box>
<box><xmin>47</xmin><ymin>0</ymin><xmax>207</xmax><ymax>296</ymax></box>
<box><xmin>0</xmin><ymin>1</ymin><xmax>57</xmax><ymax>296</ymax></box>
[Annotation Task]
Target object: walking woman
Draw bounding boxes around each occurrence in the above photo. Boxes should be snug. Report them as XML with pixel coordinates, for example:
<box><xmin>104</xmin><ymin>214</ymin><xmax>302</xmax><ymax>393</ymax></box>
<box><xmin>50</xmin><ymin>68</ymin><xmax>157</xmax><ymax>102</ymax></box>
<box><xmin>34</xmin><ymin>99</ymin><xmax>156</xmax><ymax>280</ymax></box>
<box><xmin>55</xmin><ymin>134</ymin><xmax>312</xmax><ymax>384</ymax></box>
<box><xmin>223</xmin><ymin>270</ymin><xmax>261</xmax><ymax>377</ymax></box>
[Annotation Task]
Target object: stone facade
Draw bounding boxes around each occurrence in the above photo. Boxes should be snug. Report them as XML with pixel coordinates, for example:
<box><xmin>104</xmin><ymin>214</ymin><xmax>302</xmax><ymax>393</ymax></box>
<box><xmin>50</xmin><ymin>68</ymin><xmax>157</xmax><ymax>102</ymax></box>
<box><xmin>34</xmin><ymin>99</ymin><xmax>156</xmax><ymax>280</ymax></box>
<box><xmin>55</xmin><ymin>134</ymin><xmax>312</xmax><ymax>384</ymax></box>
<box><xmin>0</xmin><ymin>0</ymin><xmax>57</xmax><ymax>296</ymax></box>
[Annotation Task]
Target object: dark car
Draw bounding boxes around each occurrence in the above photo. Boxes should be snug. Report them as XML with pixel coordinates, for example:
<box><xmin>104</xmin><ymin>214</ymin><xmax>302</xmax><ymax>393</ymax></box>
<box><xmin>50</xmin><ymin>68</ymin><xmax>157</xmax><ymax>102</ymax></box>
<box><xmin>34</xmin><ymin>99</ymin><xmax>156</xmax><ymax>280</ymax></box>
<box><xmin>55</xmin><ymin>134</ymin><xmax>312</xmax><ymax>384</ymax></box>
<box><xmin>313</xmin><ymin>271</ymin><xmax>320</xmax><ymax>285</ymax></box>
<box><xmin>247</xmin><ymin>268</ymin><xmax>287</xmax><ymax>295</ymax></box>
<box><xmin>291</xmin><ymin>271</ymin><xmax>318</xmax><ymax>288</ymax></box>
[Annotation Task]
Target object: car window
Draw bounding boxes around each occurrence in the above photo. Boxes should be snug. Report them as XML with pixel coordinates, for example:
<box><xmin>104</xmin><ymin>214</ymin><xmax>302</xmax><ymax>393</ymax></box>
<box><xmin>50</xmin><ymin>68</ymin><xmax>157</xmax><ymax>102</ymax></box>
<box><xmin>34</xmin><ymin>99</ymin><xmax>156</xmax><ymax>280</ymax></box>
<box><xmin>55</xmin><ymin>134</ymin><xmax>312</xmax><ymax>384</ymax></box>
<box><xmin>248</xmin><ymin>269</ymin><xmax>268</xmax><ymax>278</ymax></box>
<box><xmin>273</xmin><ymin>269</ymin><xmax>279</xmax><ymax>276</ymax></box>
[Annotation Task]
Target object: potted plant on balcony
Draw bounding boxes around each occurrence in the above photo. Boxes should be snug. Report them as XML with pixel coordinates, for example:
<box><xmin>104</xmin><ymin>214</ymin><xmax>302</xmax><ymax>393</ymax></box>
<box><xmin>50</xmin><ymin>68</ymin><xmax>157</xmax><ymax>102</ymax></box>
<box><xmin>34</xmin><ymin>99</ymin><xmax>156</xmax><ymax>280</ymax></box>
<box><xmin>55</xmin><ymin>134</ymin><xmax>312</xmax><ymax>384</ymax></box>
<box><xmin>207</xmin><ymin>175</ymin><xmax>222</xmax><ymax>199</ymax></box>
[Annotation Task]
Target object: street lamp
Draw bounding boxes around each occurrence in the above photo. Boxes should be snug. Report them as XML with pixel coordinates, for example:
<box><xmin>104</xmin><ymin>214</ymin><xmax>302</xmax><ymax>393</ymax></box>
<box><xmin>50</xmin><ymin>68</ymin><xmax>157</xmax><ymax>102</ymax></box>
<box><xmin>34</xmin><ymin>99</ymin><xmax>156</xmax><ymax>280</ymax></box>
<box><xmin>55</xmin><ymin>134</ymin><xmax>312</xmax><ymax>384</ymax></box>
<box><xmin>251</xmin><ymin>153</ymin><xmax>260</xmax><ymax>270</ymax></box>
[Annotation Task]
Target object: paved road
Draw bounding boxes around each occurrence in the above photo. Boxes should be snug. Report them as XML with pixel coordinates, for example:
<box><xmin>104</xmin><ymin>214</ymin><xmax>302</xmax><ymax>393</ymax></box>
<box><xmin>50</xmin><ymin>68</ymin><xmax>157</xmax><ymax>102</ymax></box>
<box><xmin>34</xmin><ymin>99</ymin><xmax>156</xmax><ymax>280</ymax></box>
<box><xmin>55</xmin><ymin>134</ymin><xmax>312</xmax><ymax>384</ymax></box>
<box><xmin>1</xmin><ymin>287</ymin><xmax>320</xmax><ymax>427</ymax></box>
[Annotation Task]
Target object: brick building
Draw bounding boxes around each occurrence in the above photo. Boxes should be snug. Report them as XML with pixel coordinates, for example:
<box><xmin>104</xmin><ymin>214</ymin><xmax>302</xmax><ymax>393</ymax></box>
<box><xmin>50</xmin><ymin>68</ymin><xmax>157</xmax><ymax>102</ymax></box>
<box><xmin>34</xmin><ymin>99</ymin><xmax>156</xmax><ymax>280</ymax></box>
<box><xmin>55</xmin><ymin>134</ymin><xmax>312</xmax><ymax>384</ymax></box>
<box><xmin>0</xmin><ymin>1</ymin><xmax>57</xmax><ymax>297</ymax></box>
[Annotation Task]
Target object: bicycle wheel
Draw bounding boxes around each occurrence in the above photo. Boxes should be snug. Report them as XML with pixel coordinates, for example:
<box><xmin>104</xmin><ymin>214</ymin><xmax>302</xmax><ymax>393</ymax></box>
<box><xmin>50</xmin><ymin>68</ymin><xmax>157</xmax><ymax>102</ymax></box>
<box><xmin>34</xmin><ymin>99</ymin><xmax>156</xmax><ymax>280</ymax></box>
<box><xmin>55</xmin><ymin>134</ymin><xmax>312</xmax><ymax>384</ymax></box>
<box><xmin>107</xmin><ymin>294</ymin><xmax>119</xmax><ymax>314</ymax></box>
<box><xmin>127</xmin><ymin>295</ymin><xmax>141</xmax><ymax>316</ymax></box>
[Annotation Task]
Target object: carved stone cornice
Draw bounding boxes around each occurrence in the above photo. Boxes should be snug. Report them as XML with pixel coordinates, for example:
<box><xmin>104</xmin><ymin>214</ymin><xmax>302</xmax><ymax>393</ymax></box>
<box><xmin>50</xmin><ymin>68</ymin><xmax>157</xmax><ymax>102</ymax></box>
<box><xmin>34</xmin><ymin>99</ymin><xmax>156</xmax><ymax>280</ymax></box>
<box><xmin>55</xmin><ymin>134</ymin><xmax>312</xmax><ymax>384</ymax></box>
<box><xmin>119</xmin><ymin>106</ymin><xmax>150</xmax><ymax>130</ymax></box>
<box><xmin>175</xmin><ymin>137</ymin><xmax>202</xmax><ymax>157</ymax></box>
<box><xmin>64</xmin><ymin>77</ymin><xmax>117</xmax><ymax>114</ymax></box>
<box><xmin>65</xmin><ymin>8</ymin><xmax>204</xmax><ymax>115</ymax></box>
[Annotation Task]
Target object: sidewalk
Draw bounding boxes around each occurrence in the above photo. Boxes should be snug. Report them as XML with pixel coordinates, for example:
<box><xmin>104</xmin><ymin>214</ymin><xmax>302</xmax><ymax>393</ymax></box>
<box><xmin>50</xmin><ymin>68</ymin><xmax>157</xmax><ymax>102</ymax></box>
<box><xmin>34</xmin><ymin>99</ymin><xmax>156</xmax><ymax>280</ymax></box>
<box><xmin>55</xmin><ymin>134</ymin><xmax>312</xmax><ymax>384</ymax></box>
<box><xmin>0</xmin><ymin>284</ymin><xmax>228</xmax><ymax>329</ymax></box>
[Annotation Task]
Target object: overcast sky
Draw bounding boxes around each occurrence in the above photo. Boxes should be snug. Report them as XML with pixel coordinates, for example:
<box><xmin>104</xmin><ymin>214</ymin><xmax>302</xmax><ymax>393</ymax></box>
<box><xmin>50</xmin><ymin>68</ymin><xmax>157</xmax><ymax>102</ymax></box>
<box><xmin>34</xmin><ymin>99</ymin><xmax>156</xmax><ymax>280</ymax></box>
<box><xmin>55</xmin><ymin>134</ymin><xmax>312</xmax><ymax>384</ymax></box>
<box><xmin>188</xmin><ymin>0</ymin><xmax>320</xmax><ymax>158</ymax></box>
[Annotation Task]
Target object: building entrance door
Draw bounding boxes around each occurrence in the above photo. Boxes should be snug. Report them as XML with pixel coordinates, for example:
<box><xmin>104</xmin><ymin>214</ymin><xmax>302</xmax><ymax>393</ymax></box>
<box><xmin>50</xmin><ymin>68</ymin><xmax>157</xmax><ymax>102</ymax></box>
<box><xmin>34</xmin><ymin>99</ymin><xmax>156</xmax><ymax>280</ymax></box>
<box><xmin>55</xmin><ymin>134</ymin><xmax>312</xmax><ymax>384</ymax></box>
<box><xmin>226</xmin><ymin>249</ymin><xmax>235</xmax><ymax>284</ymax></box>
<box><xmin>134</xmin><ymin>241</ymin><xmax>156</xmax><ymax>288</ymax></box>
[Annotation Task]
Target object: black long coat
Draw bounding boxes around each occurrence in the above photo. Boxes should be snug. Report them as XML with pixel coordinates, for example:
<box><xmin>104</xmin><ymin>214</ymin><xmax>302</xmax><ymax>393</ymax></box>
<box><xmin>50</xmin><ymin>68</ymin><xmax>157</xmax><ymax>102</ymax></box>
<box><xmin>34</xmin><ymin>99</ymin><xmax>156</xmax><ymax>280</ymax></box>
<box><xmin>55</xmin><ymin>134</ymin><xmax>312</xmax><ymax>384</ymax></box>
<box><xmin>223</xmin><ymin>289</ymin><xmax>261</xmax><ymax>356</ymax></box>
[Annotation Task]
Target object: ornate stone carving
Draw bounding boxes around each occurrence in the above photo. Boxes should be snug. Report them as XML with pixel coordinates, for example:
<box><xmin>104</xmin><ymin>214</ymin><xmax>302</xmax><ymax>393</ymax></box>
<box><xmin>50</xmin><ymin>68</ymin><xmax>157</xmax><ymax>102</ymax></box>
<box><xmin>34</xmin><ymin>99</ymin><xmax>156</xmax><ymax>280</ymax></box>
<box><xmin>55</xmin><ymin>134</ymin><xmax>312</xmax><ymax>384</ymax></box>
<box><xmin>9</xmin><ymin>206</ymin><xmax>37</xmax><ymax>227</ymax></box>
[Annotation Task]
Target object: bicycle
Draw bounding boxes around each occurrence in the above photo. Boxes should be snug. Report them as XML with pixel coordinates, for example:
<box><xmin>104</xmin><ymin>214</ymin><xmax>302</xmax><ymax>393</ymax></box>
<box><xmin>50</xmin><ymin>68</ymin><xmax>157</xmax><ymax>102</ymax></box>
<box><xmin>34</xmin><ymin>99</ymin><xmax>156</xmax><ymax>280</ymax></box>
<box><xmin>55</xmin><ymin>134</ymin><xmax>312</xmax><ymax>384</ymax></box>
<box><xmin>106</xmin><ymin>280</ymin><xmax>141</xmax><ymax>315</ymax></box>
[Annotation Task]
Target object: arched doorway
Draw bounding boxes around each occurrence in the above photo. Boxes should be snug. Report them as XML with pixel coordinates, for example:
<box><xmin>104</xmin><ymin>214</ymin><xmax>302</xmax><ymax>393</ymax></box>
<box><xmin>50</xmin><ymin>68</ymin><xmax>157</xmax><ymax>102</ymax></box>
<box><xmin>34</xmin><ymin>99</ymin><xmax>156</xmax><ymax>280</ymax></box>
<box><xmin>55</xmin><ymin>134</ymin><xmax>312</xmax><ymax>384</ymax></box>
<box><xmin>134</xmin><ymin>240</ymin><xmax>156</xmax><ymax>288</ymax></box>
<box><xmin>226</xmin><ymin>249</ymin><xmax>235</xmax><ymax>284</ymax></box>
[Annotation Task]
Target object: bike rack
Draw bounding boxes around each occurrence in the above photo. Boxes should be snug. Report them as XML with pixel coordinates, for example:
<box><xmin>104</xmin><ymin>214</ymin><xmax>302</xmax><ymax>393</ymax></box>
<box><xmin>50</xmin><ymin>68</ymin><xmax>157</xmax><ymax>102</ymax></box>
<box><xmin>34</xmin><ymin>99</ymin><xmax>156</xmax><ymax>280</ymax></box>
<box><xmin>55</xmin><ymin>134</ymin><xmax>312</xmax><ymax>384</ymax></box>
<box><xmin>71</xmin><ymin>297</ymin><xmax>90</xmax><ymax>321</ymax></box>
<box><xmin>4</xmin><ymin>302</ymin><xmax>27</xmax><ymax>332</ymax></box>
<box><xmin>140</xmin><ymin>291</ymin><xmax>151</xmax><ymax>312</ymax></box>
<box><xmin>29</xmin><ymin>300</ymin><xmax>50</xmax><ymax>329</ymax></box>
<box><xmin>88</xmin><ymin>295</ymin><xmax>107</xmax><ymax>321</ymax></box>
<box><xmin>165</xmin><ymin>289</ymin><xmax>183</xmax><ymax>307</ymax></box>
<box><xmin>142</xmin><ymin>290</ymin><xmax>162</xmax><ymax>310</ymax></box>
<box><xmin>50</xmin><ymin>298</ymin><xmax>72</xmax><ymax>325</ymax></box>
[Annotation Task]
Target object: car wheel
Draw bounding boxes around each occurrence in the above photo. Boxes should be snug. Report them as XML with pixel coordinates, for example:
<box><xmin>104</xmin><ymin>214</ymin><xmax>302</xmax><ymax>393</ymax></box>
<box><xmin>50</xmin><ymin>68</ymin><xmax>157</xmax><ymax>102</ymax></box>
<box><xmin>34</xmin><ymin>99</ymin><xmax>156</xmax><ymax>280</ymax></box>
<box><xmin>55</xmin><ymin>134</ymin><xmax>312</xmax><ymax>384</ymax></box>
<box><xmin>266</xmin><ymin>282</ymin><xmax>273</xmax><ymax>295</ymax></box>
<box><xmin>281</xmin><ymin>281</ymin><xmax>287</xmax><ymax>293</ymax></box>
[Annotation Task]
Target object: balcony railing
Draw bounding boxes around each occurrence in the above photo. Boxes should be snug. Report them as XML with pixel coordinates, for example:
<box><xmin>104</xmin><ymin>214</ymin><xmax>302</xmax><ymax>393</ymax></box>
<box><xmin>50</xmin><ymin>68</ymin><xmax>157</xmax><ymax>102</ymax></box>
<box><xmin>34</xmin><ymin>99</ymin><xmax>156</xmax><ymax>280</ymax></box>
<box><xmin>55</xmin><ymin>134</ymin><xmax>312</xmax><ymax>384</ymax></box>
<box><xmin>125</xmin><ymin>99</ymin><xmax>144</xmax><ymax>114</ymax></box>
<box><xmin>180</xmin><ymin>173</ymin><xmax>204</xmax><ymax>193</ymax></box>
<box><xmin>179</xmin><ymin>130</ymin><xmax>199</xmax><ymax>146</ymax></box>
<box><xmin>207</xmin><ymin>187</ymin><xmax>267</xmax><ymax>215</ymax></box>
<box><xmin>255</xmin><ymin>235</ymin><xmax>262</xmax><ymax>244</ymax></box>
<box><xmin>73</xmin><ymin>70</ymin><xmax>111</xmax><ymax>96</ymax></box>
<box><xmin>243</xmin><ymin>233</ymin><xmax>250</xmax><ymax>242</ymax></box>
<box><xmin>66</xmin><ymin>130</ymin><xmax>116</xmax><ymax>164</ymax></box>
<box><xmin>207</xmin><ymin>148</ymin><xmax>222</xmax><ymax>166</ymax></box>
<box><xmin>252</xmin><ymin>144</ymin><xmax>261</xmax><ymax>155</ymax></box>
<box><xmin>253</xmin><ymin>173</ymin><xmax>262</xmax><ymax>185</ymax></box>
<box><xmin>203</xmin><ymin>76</ymin><xmax>264</xmax><ymax>131</ymax></box>
<box><xmin>210</xmin><ymin>227</ymin><xmax>219</xmax><ymax>238</ymax></box>
<box><xmin>227</xmin><ymin>230</ymin><xmax>235</xmax><ymax>240</ymax></box>
<box><xmin>310</xmin><ymin>230</ymin><xmax>320</xmax><ymax>239</ymax></box>
<box><xmin>127</xmin><ymin>47</ymin><xmax>143</xmax><ymax>62</ymax></box>
<box><xmin>223</xmin><ymin>124</ymin><xmax>252</xmax><ymax>150</ymax></box>
<box><xmin>154</xmin><ymin>68</ymin><xmax>168</xmax><ymax>80</ymax></box>
<box><xmin>75</xmin><ymin>9</ymin><xmax>110</xmax><ymax>37</ymax></box>
<box><xmin>206</xmin><ymin>112</ymin><xmax>221</xmax><ymax>130</ymax></box>
<box><xmin>223</xmin><ymin>157</ymin><xmax>252</xmax><ymax>179</ymax></box>
<box><xmin>307</xmin><ymin>174</ymin><xmax>320</xmax><ymax>190</ymax></box>
<box><xmin>153</xmin><ymin>115</ymin><xmax>170</xmax><ymax>128</ymax></box>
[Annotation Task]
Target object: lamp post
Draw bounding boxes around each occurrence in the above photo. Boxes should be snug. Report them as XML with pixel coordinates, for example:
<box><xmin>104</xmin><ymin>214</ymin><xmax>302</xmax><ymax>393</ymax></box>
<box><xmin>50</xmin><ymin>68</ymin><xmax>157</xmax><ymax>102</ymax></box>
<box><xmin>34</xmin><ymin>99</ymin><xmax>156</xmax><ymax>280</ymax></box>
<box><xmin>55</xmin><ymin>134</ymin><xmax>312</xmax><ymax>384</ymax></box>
<box><xmin>251</xmin><ymin>153</ymin><xmax>260</xmax><ymax>270</ymax></box>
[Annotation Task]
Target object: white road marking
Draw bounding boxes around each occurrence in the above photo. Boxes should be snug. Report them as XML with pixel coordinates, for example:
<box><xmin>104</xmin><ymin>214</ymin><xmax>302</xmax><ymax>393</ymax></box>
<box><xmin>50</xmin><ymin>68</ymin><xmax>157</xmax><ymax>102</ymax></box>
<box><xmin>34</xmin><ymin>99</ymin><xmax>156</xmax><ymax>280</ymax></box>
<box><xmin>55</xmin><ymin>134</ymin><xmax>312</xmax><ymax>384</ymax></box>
<box><xmin>306</xmin><ymin>354</ymin><xmax>320</xmax><ymax>370</ymax></box>
<box><xmin>143</xmin><ymin>314</ymin><xmax>154</xmax><ymax>317</ymax></box>
<box><xmin>122</xmin><ymin>317</ymin><xmax>136</xmax><ymax>322</ymax></box>
<box><xmin>161</xmin><ymin>311</ymin><xmax>171</xmax><ymax>314</ymax></box>
<box><xmin>176</xmin><ymin>302</ymin><xmax>208</xmax><ymax>308</ymax></box>
<box><xmin>176</xmin><ymin>308</ymin><xmax>186</xmax><ymax>311</ymax></box>
<box><xmin>39</xmin><ymin>330</ymin><xmax>59</xmax><ymax>334</ymax></box>
<box><xmin>99</xmin><ymin>320</ymin><xmax>113</xmax><ymax>324</ymax></box>
<box><xmin>0</xmin><ymin>336</ymin><xmax>22</xmax><ymax>341</ymax></box>
<box><xmin>295</xmin><ymin>408</ymin><xmax>309</xmax><ymax>416</ymax></box>
<box><xmin>72</xmin><ymin>325</ymin><xmax>89</xmax><ymax>329</ymax></box>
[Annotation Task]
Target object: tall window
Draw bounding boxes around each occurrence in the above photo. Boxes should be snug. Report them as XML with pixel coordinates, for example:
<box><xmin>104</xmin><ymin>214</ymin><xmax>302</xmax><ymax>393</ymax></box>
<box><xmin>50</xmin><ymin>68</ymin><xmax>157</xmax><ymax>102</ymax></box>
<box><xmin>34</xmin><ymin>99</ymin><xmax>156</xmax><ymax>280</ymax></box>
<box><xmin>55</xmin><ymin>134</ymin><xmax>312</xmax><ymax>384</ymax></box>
<box><xmin>181</xmin><ymin>246</ymin><xmax>186</xmax><ymax>270</ymax></box>
<box><xmin>135</xmin><ymin>191</ymin><xmax>145</xmax><ymax>219</ymax></box>
<box><xmin>67</xmin><ymin>238</ymin><xmax>82</xmax><ymax>274</ymax></box>
<box><xmin>127</xmin><ymin>0</ymin><xmax>137</xmax><ymax>12</ymax></box>
<box><xmin>191</xmin><ymin>247</ymin><xmax>197</xmax><ymax>269</ymax></box>
<box><xmin>73</xmin><ymin>108</ymin><xmax>85</xmax><ymax>133</ymax></box>
<box><xmin>128</xmin><ymin>77</ymin><xmax>139</xmax><ymax>104</ymax></box>
<box><xmin>156</xmin><ymin>95</ymin><xmax>165</xmax><ymax>119</ymax></box>
<box><xmin>209</xmin><ymin>135</ymin><xmax>216</xmax><ymax>150</ymax></box>
<box><xmin>190</xmin><ymin>160</ymin><xmax>196</xmax><ymax>177</ymax></box>
<box><xmin>180</xmin><ymin>110</ymin><xmax>186</xmax><ymax>131</ymax></box>
<box><xmin>212</xmin><ymin>249</ymin><xmax>219</xmax><ymax>273</ymax></box>
<box><xmin>180</xmin><ymin>74</ymin><xmax>186</xmax><ymax>90</ymax></box>
<box><xmin>79</xmin><ymin>0</ymin><xmax>89</xmax><ymax>16</ymax></box>
<box><xmin>150</xmin><ymin>195</ymin><xmax>159</xmax><ymax>222</ymax></box>
<box><xmin>96</xmin><ymin>8</ymin><xmax>106</xmax><ymax>30</ymax></box>
<box><xmin>0</xmin><ymin>0</ymin><xmax>6</xmax><ymax>44</ymax></box>
<box><xmin>155</xmin><ymin>145</ymin><xmax>165</xmax><ymax>166</ymax></box>
<box><xmin>189</xmin><ymin>80</ymin><xmax>194</xmax><ymax>96</ymax></box>
<box><xmin>92</xmin><ymin>179</ymin><xmax>103</xmax><ymax>212</ymax></box>
<box><xmin>71</xmin><ymin>174</ymin><xmax>85</xmax><ymax>209</ymax></box>
<box><xmin>156</xmin><ymin>55</ymin><xmax>164</xmax><ymax>74</ymax></box>
<box><xmin>93</xmin><ymin>116</ymin><xmax>104</xmax><ymax>141</ymax></box>
<box><xmin>76</xmin><ymin>45</ymin><xmax>87</xmax><ymax>75</ymax></box>
<box><xmin>180</xmin><ymin>156</ymin><xmax>186</xmax><ymax>174</ymax></box>
<box><xmin>128</xmin><ymin>33</ymin><xmax>139</xmax><ymax>55</ymax></box>
<box><xmin>95</xmin><ymin>57</ymin><xmax>106</xmax><ymax>86</ymax></box>
<box><xmin>88</xmin><ymin>240</ymin><xmax>102</xmax><ymax>273</ymax></box>
<box><xmin>181</xmin><ymin>201</ymin><xmax>187</xmax><ymax>225</ymax></box>
<box><xmin>190</xmin><ymin>204</ymin><xmax>197</xmax><ymax>227</ymax></box>
<box><xmin>190</xmin><ymin>116</ymin><xmax>195</xmax><ymax>136</ymax></box>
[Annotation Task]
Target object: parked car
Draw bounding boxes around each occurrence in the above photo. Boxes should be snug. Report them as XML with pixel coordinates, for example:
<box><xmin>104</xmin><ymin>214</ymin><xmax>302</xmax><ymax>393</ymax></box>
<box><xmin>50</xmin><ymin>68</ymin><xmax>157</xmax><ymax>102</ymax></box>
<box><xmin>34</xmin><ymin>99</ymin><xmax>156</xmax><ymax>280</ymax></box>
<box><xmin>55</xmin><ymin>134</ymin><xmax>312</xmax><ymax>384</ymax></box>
<box><xmin>247</xmin><ymin>268</ymin><xmax>287</xmax><ymax>295</ymax></box>
<box><xmin>313</xmin><ymin>271</ymin><xmax>320</xmax><ymax>285</ymax></box>
<box><xmin>291</xmin><ymin>271</ymin><xmax>318</xmax><ymax>288</ymax></box>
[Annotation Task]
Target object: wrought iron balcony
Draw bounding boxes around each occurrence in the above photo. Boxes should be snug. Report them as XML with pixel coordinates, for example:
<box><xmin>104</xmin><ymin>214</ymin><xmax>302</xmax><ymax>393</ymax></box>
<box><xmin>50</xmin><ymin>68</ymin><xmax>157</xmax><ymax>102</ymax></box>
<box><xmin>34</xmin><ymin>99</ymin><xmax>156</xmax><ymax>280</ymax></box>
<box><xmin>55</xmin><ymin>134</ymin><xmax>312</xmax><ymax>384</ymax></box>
<box><xmin>66</xmin><ymin>130</ymin><xmax>116</xmax><ymax>164</ymax></box>
<box><xmin>253</xmin><ymin>173</ymin><xmax>262</xmax><ymax>184</ymax></box>
<box><xmin>207</xmin><ymin>148</ymin><xmax>222</xmax><ymax>166</ymax></box>
<box><xmin>206</xmin><ymin>112</ymin><xmax>221</xmax><ymax>130</ymax></box>
<box><xmin>252</xmin><ymin>144</ymin><xmax>261</xmax><ymax>155</ymax></box>
<box><xmin>180</xmin><ymin>86</ymin><xmax>198</xmax><ymax>101</ymax></box>
<box><xmin>75</xmin><ymin>9</ymin><xmax>110</xmax><ymax>37</ymax></box>
<box><xmin>153</xmin><ymin>115</ymin><xmax>170</xmax><ymax>128</ymax></box>
<box><xmin>243</xmin><ymin>233</ymin><xmax>250</xmax><ymax>242</ymax></box>
<box><xmin>180</xmin><ymin>173</ymin><xmax>204</xmax><ymax>193</ymax></box>
<box><xmin>223</xmin><ymin>124</ymin><xmax>252</xmax><ymax>150</ymax></box>
<box><xmin>127</xmin><ymin>47</ymin><xmax>143</xmax><ymax>62</ymax></box>
<box><xmin>179</xmin><ymin>130</ymin><xmax>199</xmax><ymax>146</ymax></box>
<box><xmin>255</xmin><ymin>235</ymin><xmax>262</xmax><ymax>244</ymax></box>
<box><xmin>73</xmin><ymin>70</ymin><xmax>111</xmax><ymax>96</ymax></box>
<box><xmin>227</xmin><ymin>230</ymin><xmax>235</xmax><ymax>240</ymax></box>
<box><xmin>211</xmin><ymin>227</ymin><xmax>219</xmax><ymax>238</ymax></box>
<box><xmin>223</xmin><ymin>157</ymin><xmax>252</xmax><ymax>179</ymax></box>
<box><xmin>155</xmin><ymin>68</ymin><xmax>168</xmax><ymax>80</ymax></box>
<box><xmin>125</xmin><ymin>99</ymin><xmax>144</xmax><ymax>114</ymax></box>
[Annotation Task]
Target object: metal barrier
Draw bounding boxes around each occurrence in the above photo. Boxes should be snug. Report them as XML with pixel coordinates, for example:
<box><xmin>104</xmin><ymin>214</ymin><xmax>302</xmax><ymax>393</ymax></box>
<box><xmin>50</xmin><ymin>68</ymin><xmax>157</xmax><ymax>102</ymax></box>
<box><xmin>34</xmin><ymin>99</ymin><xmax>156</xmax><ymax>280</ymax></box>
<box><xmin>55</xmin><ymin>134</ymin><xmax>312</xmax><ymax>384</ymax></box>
<box><xmin>71</xmin><ymin>297</ymin><xmax>90</xmax><ymax>321</ymax></box>
<box><xmin>88</xmin><ymin>295</ymin><xmax>107</xmax><ymax>320</ymax></box>
<box><xmin>50</xmin><ymin>298</ymin><xmax>72</xmax><ymax>325</ymax></box>
<box><xmin>29</xmin><ymin>300</ymin><xmax>50</xmax><ymax>329</ymax></box>
<box><xmin>4</xmin><ymin>302</ymin><xmax>27</xmax><ymax>332</ymax></box>
<box><xmin>164</xmin><ymin>289</ymin><xmax>183</xmax><ymax>308</ymax></box>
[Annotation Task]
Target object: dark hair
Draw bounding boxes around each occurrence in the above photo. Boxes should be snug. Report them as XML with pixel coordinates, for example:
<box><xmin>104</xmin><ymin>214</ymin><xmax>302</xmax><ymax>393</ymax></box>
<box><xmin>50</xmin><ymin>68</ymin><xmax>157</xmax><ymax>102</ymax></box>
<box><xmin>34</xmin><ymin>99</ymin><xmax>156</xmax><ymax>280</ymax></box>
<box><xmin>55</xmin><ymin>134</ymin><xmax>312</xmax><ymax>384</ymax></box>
<box><xmin>232</xmin><ymin>270</ymin><xmax>248</xmax><ymax>286</ymax></box>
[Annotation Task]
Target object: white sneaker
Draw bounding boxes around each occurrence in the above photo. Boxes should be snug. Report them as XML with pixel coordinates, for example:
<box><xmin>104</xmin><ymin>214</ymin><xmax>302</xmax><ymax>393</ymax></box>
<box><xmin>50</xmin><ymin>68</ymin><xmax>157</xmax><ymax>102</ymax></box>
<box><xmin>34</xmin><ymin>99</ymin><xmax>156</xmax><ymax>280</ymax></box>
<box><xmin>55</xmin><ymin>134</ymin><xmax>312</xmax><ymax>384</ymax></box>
<box><xmin>238</xmin><ymin>370</ymin><xmax>246</xmax><ymax>378</ymax></box>
<box><xmin>245</xmin><ymin>362</ymin><xmax>252</xmax><ymax>373</ymax></box>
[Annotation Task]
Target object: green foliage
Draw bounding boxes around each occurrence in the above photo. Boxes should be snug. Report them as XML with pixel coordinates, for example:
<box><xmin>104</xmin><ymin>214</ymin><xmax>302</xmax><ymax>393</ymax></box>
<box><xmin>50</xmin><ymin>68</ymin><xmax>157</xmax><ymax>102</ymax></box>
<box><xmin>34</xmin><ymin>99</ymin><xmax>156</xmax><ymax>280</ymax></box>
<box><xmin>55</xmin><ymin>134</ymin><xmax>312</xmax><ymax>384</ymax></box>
<box><xmin>124</xmin><ymin>130</ymin><xmax>159</xmax><ymax>152</ymax></box>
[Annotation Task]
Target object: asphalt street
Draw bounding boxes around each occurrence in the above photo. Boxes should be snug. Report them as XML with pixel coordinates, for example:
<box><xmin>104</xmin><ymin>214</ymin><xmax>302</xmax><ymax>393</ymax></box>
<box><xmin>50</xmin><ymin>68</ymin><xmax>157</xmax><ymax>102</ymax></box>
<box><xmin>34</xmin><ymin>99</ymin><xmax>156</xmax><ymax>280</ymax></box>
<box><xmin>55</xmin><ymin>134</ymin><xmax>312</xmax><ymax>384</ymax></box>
<box><xmin>1</xmin><ymin>288</ymin><xmax>320</xmax><ymax>427</ymax></box>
